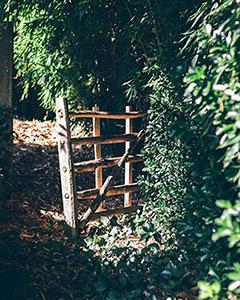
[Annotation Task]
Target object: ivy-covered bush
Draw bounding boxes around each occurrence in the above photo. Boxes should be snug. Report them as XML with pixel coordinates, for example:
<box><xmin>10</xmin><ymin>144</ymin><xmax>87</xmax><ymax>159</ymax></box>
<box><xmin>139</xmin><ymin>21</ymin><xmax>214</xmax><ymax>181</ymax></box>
<box><xmin>141</xmin><ymin>0</ymin><xmax>239</xmax><ymax>297</ymax></box>
<box><xmin>140</xmin><ymin>67</ymin><xmax>191</xmax><ymax>252</ymax></box>
<box><xmin>182</xmin><ymin>0</ymin><xmax>240</xmax><ymax>298</ymax></box>
<box><xmin>139</xmin><ymin>1</ymin><xmax>197</xmax><ymax>258</ymax></box>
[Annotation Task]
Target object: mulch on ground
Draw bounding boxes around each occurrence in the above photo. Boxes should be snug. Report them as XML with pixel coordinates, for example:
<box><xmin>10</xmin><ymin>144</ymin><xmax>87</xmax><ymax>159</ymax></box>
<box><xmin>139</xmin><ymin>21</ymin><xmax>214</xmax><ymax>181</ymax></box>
<box><xmin>0</xmin><ymin>118</ymin><xmax>148</xmax><ymax>300</ymax></box>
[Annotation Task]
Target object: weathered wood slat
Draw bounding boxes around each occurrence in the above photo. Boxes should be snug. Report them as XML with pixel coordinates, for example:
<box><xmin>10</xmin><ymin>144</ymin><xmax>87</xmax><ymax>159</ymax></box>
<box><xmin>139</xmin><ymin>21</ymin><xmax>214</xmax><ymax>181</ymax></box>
<box><xmin>71</xmin><ymin>133</ymin><xmax>137</xmax><ymax>145</ymax></box>
<box><xmin>56</xmin><ymin>97</ymin><xmax>78</xmax><ymax>237</ymax></box>
<box><xmin>69</xmin><ymin>110</ymin><xmax>146</xmax><ymax>119</ymax></box>
<box><xmin>74</xmin><ymin>155</ymin><xmax>143</xmax><ymax>173</ymax></box>
<box><xmin>89</xmin><ymin>205</ymin><xmax>142</xmax><ymax>221</ymax></box>
<box><xmin>79</xmin><ymin>129</ymin><xmax>145</xmax><ymax>229</ymax></box>
<box><xmin>77</xmin><ymin>183</ymin><xmax>139</xmax><ymax>199</ymax></box>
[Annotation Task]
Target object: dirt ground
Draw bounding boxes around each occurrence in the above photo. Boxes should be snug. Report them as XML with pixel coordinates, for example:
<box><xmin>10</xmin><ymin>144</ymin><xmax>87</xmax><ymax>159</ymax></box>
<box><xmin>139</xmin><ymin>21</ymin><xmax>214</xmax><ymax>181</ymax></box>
<box><xmin>0</xmin><ymin>119</ymin><xmax>147</xmax><ymax>300</ymax></box>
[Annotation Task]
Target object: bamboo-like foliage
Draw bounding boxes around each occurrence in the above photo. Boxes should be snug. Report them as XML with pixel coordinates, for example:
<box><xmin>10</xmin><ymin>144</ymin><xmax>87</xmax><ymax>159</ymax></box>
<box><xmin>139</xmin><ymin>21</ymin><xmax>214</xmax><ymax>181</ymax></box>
<box><xmin>2</xmin><ymin>0</ymin><xmax>194</xmax><ymax>114</ymax></box>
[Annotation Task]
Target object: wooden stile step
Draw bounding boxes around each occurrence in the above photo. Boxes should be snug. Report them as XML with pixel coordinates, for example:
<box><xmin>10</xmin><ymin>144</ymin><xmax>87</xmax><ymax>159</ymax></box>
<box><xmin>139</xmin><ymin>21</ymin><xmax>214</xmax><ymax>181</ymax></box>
<box><xmin>74</xmin><ymin>155</ymin><xmax>143</xmax><ymax>173</ymax></box>
<box><xmin>77</xmin><ymin>183</ymin><xmax>139</xmax><ymax>200</ymax></box>
<box><xmin>71</xmin><ymin>133</ymin><xmax>138</xmax><ymax>145</ymax></box>
<box><xmin>89</xmin><ymin>205</ymin><xmax>142</xmax><ymax>221</ymax></box>
<box><xmin>69</xmin><ymin>110</ymin><xmax>146</xmax><ymax>119</ymax></box>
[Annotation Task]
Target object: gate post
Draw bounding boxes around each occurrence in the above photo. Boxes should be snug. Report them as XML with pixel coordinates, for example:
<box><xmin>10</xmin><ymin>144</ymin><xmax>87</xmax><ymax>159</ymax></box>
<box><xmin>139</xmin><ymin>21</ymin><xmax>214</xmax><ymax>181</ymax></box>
<box><xmin>56</xmin><ymin>97</ymin><xmax>78</xmax><ymax>236</ymax></box>
<box><xmin>0</xmin><ymin>22</ymin><xmax>13</xmax><ymax>202</ymax></box>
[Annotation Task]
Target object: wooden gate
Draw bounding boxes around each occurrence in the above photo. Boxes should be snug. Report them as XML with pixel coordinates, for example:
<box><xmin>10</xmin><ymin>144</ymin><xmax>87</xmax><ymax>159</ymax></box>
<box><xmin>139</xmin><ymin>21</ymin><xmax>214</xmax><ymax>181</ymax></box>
<box><xmin>56</xmin><ymin>97</ymin><xmax>145</xmax><ymax>236</ymax></box>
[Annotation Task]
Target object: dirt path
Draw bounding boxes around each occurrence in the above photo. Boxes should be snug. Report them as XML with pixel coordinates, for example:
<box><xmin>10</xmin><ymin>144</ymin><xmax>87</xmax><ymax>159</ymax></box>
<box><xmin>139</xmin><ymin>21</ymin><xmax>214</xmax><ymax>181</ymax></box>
<box><xmin>12</xmin><ymin>119</ymin><xmax>95</xmax><ymax>222</ymax></box>
<box><xmin>0</xmin><ymin>119</ymin><xmax>103</xmax><ymax>299</ymax></box>
<box><xmin>0</xmin><ymin>119</ymin><xmax>150</xmax><ymax>300</ymax></box>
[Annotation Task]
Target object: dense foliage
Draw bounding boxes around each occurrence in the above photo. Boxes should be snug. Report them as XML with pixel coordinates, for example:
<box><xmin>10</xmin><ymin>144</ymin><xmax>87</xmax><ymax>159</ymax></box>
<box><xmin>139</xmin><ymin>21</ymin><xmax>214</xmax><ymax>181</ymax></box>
<box><xmin>141</xmin><ymin>69</ymin><xmax>190</xmax><ymax>250</ymax></box>
<box><xmin>3</xmin><ymin>0</ymin><xmax>191</xmax><ymax>114</ymax></box>
<box><xmin>183</xmin><ymin>0</ymin><xmax>240</xmax><ymax>298</ymax></box>
<box><xmin>141</xmin><ymin>1</ymin><xmax>240</xmax><ymax>299</ymax></box>
<box><xmin>1</xmin><ymin>0</ymin><xmax>239</xmax><ymax>298</ymax></box>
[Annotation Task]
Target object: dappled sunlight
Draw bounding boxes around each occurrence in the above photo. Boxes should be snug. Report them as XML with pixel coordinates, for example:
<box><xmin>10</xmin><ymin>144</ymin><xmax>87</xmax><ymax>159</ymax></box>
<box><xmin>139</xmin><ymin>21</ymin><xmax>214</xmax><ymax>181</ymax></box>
<box><xmin>1</xmin><ymin>0</ymin><xmax>239</xmax><ymax>298</ymax></box>
<box><xmin>0</xmin><ymin>119</ymin><xmax>177</xmax><ymax>299</ymax></box>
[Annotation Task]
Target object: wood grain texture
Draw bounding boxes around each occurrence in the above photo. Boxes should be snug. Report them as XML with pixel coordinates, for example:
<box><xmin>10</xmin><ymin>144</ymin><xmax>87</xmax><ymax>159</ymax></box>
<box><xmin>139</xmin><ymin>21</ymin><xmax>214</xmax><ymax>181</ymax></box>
<box><xmin>74</xmin><ymin>155</ymin><xmax>143</xmax><ymax>172</ymax></box>
<box><xmin>0</xmin><ymin>23</ymin><xmax>13</xmax><ymax>108</ymax></box>
<box><xmin>0</xmin><ymin>23</ymin><xmax>13</xmax><ymax>201</ymax></box>
<box><xmin>79</xmin><ymin>130</ymin><xmax>145</xmax><ymax>229</ymax></box>
<box><xmin>71</xmin><ymin>133</ymin><xmax>138</xmax><ymax>145</ymax></box>
<box><xmin>56</xmin><ymin>97</ymin><xmax>78</xmax><ymax>237</ymax></box>
<box><xmin>77</xmin><ymin>183</ymin><xmax>139</xmax><ymax>199</ymax></box>
<box><xmin>69</xmin><ymin>110</ymin><xmax>146</xmax><ymax>119</ymax></box>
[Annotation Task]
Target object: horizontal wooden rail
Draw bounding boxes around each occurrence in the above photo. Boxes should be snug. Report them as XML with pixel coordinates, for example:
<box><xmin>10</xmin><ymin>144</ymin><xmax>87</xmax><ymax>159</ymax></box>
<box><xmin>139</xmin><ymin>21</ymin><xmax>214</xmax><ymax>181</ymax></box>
<box><xmin>89</xmin><ymin>205</ymin><xmax>142</xmax><ymax>221</ymax></box>
<box><xmin>74</xmin><ymin>155</ymin><xmax>143</xmax><ymax>173</ymax></box>
<box><xmin>69</xmin><ymin>110</ymin><xmax>146</xmax><ymax>119</ymax></box>
<box><xmin>77</xmin><ymin>183</ymin><xmax>139</xmax><ymax>200</ymax></box>
<box><xmin>71</xmin><ymin>133</ymin><xmax>138</xmax><ymax>145</ymax></box>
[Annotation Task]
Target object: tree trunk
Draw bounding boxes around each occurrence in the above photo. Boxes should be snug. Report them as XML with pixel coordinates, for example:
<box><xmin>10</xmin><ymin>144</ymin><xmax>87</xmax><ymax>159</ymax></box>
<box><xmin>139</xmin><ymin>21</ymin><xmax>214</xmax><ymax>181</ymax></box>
<box><xmin>0</xmin><ymin>22</ymin><xmax>13</xmax><ymax>201</ymax></box>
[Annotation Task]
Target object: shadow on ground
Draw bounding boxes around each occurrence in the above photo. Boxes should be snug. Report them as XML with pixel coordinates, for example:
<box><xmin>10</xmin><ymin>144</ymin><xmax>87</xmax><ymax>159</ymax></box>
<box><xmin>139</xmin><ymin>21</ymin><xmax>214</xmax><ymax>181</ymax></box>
<box><xmin>0</xmin><ymin>135</ymin><xmax>172</xmax><ymax>300</ymax></box>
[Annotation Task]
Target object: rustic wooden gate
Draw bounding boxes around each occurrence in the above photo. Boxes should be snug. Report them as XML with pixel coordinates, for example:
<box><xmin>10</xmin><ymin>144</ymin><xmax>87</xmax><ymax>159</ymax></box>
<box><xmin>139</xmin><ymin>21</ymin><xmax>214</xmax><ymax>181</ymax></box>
<box><xmin>56</xmin><ymin>97</ymin><xmax>145</xmax><ymax>236</ymax></box>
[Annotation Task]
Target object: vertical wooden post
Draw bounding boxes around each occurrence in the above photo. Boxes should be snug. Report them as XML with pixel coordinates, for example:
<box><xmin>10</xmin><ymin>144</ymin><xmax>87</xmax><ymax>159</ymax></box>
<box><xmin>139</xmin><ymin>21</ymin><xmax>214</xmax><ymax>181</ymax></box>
<box><xmin>124</xmin><ymin>106</ymin><xmax>133</xmax><ymax>207</ymax></box>
<box><xmin>0</xmin><ymin>22</ymin><xmax>13</xmax><ymax>201</ymax></box>
<box><xmin>93</xmin><ymin>105</ymin><xmax>103</xmax><ymax>212</ymax></box>
<box><xmin>56</xmin><ymin>97</ymin><xmax>78</xmax><ymax>237</ymax></box>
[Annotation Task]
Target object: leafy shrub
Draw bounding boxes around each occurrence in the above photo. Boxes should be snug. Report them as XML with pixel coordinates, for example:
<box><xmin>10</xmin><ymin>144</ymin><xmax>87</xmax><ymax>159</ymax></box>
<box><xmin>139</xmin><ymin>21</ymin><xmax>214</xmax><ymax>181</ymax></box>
<box><xmin>139</xmin><ymin>1</ymin><xmax>198</xmax><ymax>258</ymax></box>
<box><xmin>4</xmin><ymin>0</ymin><xmax>152</xmax><ymax>112</ymax></box>
<box><xmin>140</xmin><ymin>67</ymin><xmax>191</xmax><ymax>251</ymax></box>
<box><xmin>182</xmin><ymin>0</ymin><xmax>240</xmax><ymax>298</ymax></box>
<box><xmin>0</xmin><ymin>3</ymin><xmax>5</xmax><ymax>21</ymax></box>
<box><xmin>3</xmin><ymin>0</ymin><xmax>194</xmax><ymax>115</ymax></box>
<box><xmin>141</xmin><ymin>1</ymin><xmax>240</xmax><ymax>297</ymax></box>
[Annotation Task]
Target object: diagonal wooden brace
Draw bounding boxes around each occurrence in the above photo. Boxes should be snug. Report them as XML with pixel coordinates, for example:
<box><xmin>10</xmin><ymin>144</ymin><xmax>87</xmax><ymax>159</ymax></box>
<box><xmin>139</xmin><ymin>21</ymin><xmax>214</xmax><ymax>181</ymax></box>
<box><xmin>79</xmin><ymin>129</ymin><xmax>145</xmax><ymax>230</ymax></box>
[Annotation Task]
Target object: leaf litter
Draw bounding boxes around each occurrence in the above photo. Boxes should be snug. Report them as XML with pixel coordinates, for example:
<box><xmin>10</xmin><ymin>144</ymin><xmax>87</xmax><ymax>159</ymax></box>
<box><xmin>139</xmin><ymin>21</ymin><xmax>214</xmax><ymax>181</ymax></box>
<box><xmin>0</xmin><ymin>119</ymin><xmax>195</xmax><ymax>300</ymax></box>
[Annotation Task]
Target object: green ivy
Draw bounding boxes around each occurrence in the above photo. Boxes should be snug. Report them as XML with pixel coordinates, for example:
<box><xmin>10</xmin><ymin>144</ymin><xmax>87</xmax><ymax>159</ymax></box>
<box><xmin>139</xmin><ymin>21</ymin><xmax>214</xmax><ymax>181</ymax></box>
<box><xmin>140</xmin><ymin>67</ymin><xmax>191</xmax><ymax>252</ymax></box>
<box><xmin>183</xmin><ymin>0</ymin><xmax>240</xmax><ymax>298</ymax></box>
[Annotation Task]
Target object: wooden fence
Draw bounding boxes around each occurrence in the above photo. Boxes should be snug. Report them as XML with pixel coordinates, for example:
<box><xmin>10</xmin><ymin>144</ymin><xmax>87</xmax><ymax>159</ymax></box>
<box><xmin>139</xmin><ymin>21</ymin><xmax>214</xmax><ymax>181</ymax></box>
<box><xmin>56</xmin><ymin>97</ymin><xmax>145</xmax><ymax>236</ymax></box>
